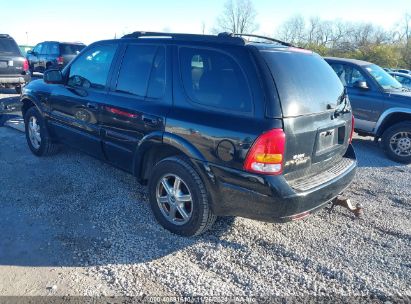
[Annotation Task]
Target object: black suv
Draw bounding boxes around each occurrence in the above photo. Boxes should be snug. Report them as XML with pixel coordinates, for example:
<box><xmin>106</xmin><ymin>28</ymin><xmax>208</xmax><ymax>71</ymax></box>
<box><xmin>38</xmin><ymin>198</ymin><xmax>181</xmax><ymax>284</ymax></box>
<box><xmin>20</xmin><ymin>32</ymin><xmax>356</xmax><ymax>236</ymax></box>
<box><xmin>0</xmin><ymin>34</ymin><xmax>31</xmax><ymax>93</ymax></box>
<box><xmin>26</xmin><ymin>41</ymin><xmax>85</xmax><ymax>73</ymax></box>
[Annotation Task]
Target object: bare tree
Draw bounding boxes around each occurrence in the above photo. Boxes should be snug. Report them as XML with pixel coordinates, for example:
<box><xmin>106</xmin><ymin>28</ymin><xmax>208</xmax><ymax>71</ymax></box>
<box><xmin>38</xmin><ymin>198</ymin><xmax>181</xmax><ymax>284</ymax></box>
<box><xmin>276</xmin><ymin>15</ymin><xmax>305</xmax><ymax>44</ymax></box>
<box><xmin>275</xmin><ymin>15</ymin><xmax>409</xmax><ymax>67</ymax></box>
<box><xmin>400</xmin><ymin>13</ymin><xmax>411</xmax><ymax>68</ymax></box>
<box><xmin>213</xmin><ymin>0</ymin><xmax>258</xmax><ymax>34</ymax></box>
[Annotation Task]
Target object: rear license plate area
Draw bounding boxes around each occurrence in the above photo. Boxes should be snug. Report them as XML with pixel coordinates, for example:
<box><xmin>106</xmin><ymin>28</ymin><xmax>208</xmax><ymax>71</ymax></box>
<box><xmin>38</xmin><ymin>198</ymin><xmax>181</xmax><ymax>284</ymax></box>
<box><xmin>316</xmin><ymin>128</ymin><xmax>340</xmax><ymax>153</ymax></box>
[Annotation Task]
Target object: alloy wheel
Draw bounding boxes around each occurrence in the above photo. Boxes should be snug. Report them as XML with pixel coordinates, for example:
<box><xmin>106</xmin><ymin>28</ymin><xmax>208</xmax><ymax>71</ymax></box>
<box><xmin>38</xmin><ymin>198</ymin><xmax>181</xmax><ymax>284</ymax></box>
<box><xmin>28</xmin><ymin>116</ymin><xmax>41</xmax><ymax>149</ymax></box>
<box><xmin>156</xmin><ymin>174</ymin><xmax>193</xmax><ymax>225</ymax></box>
<box><xmin>389</xmin><ymin>131</ymin><xmax>411</xmax><ymax>157</ymax></box>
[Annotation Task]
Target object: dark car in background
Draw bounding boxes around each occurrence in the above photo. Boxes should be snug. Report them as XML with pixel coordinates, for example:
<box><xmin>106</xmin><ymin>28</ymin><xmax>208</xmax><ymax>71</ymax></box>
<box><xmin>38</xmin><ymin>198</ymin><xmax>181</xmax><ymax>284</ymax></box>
<box><xmin>0</xmin><ymin>34</ymin><xmax>31</xmax><ymax>94</ymax></box>
<box><xmin>393</xmin><ymin>69</ymin><xmax>411</xmax><ymax>75</ymax></box>
<box><xmin>20</xmin><ymin>32</ymin><xmax>356</xmax><ymax>236</ymax></box>
<box><xmin>390</xmin><ymin>72</ymin><xmax>411</xmax><ymax>89</ymax></box>
<box><xmin>326</xmin><ymin>57</ymin><xmax>411</xmax><ymax>163</ymax></box>
<box><xmin>26</xmin><ymin>41</ymin><xmax>86</xmax><ymax>73</ymax></box>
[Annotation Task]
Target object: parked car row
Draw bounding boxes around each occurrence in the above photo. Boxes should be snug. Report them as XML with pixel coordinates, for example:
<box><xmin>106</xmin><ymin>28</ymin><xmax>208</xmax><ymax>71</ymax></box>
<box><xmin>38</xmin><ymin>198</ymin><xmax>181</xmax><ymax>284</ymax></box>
<box><xmin>0</xmin><ymin>34</ymin><xmax>31</xmax><ymax>93</ymax></box>
<box><xmin>26</xmin><ymin>41</ymin><xmax>86</xmax><ymax>73</ymax></box>
<box><xmin>389</xmin><ymin>71</ymin><xmax>411</xmax><ymax>89</ymax></box>
<box><xmin>0</xmin><ymin>33</ymin><xmax>85</xmax><ymax>93</ymax></box>
<box><xmin>383</xmin><ymin>67</ymin><xmax>411</xmax><ymax>75</ymax></box>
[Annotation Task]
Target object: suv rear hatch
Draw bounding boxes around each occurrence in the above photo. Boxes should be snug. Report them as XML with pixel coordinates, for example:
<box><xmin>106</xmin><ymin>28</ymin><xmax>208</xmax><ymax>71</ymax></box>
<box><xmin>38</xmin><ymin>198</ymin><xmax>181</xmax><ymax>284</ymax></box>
<box><xmin>0</xmin><ymin>36</ymin><xmax>25</xmax><ymax>76</ymax></box>
<box><xmin>260</xmin><ymin>47</ymin><xmax>354</xmax><ymax>190</ymax></box>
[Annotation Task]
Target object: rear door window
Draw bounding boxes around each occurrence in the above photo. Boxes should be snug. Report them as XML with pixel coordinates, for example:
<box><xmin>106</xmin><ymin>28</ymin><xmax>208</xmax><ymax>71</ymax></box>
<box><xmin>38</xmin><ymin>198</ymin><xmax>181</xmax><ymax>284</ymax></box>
<box><xmin>115</xmin><ymin>44</ymin><xmax>165</xmax><ymax>99</ymax></box>
<box><xmin>68</xmin><ymin>44</ymin><xmax>117</xmax><ymax>90</ymax></box>
<box><xmin>179</xmin><ymin>47</ymin><xmax>252</xmax><ymax>113</ymax></box>
<box><xmin>49</xmin><ymin>43</ymin><xmax>59</xmax><ymax>55</ymax></box>
<box><xmin>42</xmin><ymin>43</ymin><xmax>51</xmax><ymax>55</ymax></box>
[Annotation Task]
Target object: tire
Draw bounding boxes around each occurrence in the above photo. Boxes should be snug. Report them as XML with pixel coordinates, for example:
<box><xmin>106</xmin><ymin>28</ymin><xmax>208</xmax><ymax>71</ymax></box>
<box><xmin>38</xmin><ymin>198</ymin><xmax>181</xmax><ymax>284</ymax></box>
<box><xmin>381</xmin><ymin>122</ymin><xmax>411</xmax><ymax>163</ymax></box>
<box><xmin>148</xmin><ymin>156</ymin><xmax>217</xmax><ymax>236</ymax></box>
<box><xmin>15</xmin><ymin>86</ymin><xmax>21</xmax><ymax>94</ymax></box>
<box><xmin>24</xmin><ymin>106</ymin><xmax>59</xmax><ymax>156</ymax></box>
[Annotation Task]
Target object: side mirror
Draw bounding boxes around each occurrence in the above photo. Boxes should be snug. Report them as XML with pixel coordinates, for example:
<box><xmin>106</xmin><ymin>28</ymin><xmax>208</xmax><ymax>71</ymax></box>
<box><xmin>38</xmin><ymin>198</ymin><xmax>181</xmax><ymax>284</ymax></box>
<box><xmin>26</xmin><ymin>50</ymin><xmax>33</xmax><ymax>55</ymax></box>
<box><xmin>44</xmin><ymin>69</ymin><xmax>64</xmax><ymax>84</ymax></box>
<box><xmin>353</xmin><ymin>80</ymin><xmax>369</xmax><ymax>90</ymax></box>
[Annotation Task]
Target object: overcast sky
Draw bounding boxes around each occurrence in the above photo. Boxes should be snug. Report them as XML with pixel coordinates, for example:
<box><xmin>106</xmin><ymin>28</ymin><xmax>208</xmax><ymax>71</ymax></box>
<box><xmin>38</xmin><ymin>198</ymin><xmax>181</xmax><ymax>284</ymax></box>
<box><xmin>2</xmin><ymin>0</ymin><xmax>410</xmax><ymax>45</ymax></box>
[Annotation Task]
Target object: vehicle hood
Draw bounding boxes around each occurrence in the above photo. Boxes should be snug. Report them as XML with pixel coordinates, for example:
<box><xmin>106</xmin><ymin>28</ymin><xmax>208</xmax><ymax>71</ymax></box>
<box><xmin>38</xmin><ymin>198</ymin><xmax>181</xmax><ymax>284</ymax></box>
<box><xmin>21</xmin><ymin>78</ymin><xmax>49</xmax><ymax>97</ymax></box>
<box><xmin>386</xmin><ymin>90</ymin><xmax>411</xmax><ymax>99</ymax></box>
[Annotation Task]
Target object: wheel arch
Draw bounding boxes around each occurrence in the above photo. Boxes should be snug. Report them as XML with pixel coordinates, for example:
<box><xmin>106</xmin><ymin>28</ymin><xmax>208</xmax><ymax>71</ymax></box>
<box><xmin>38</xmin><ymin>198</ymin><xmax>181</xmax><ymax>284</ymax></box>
<box><xmin>375</xmin><ymin>108</ymin><xmax>411</xmax><ymax>137</ymax></box>
<box><xmin>133</xmin><ymin>132</ymin><xmax>209</xmax><ymax>185</ymax></box>
<box><xmin>21</xmin><ymin>95</ymin><xmax>42</xmax><ymax>118</ymax></box>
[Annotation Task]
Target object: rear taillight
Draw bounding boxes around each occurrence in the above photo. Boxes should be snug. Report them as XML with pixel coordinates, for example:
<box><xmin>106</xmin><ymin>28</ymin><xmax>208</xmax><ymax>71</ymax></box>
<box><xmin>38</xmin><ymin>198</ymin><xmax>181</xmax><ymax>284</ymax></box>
<box><xmin>349</xmin><ymin>115</ymin><xmax>355</xmax><ymax>144</ymax></box>
<box><xmin>244</xmin><ymin>129</ymin><xmax>286</xmax><ymax>175</ymax></box>
<box><xmin>23</xmin><ymin>59</ymin><xmax>29</xmax><ymax>72</ymax></box>
<box><xmin>57</xmin><ymin>56</ymin><xmax>64</xmax><ymax>65</ymax></box>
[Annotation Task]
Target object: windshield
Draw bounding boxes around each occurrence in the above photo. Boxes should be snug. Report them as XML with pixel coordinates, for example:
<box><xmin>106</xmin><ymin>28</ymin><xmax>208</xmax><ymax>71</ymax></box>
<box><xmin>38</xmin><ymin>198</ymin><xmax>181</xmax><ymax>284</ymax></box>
<box><xmin>365</xmin><ymin>64</ymin><xmax>402</xmax><ymax>90</ymax></box>
<box><xmin>0</xmin><ymin>38</ymin><xmax>21</xmax><ymax>55</ymax></box>
<box><xmin>261</xmin><ymin>49</ymin><xmax>344</xmax><ymax>117</ymax></box>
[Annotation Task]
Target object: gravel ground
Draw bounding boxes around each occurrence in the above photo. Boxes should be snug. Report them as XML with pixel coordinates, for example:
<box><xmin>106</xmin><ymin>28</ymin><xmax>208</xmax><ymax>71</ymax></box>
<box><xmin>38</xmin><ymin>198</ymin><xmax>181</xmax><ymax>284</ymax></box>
<box><xmin>0</xmin><ymin>90</ymin><xmax>410</xmax><ymax>300</ymax></box>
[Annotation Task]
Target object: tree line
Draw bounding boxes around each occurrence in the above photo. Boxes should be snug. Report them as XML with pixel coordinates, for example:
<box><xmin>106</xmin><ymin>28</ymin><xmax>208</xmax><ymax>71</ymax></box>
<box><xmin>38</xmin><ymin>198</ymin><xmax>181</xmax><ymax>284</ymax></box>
<box><xmin>213</xmin><ymin>0</ymin><xmax>411</xmax><ymax>69</ymax></box>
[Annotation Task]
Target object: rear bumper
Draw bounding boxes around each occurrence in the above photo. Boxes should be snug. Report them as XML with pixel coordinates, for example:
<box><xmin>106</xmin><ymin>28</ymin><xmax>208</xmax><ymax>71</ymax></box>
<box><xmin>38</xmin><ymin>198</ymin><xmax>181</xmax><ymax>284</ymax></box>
<box><xmin>0</xmin><ymin>74</ymin><xmax>31</xmax><ymax>85</ymax></box>
<box><xmin>197</xmin><ymin>145</ymin><xmax>357</xmax><ymax>222</ymax></box>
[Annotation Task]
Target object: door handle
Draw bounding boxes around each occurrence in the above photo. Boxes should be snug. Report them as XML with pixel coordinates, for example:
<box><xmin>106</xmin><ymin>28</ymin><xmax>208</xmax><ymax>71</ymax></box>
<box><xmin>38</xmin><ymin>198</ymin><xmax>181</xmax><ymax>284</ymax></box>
<box><xmin>86</xmin><ymin>102</ymin><xmax>98</xmax><ymax>109</ymax></box>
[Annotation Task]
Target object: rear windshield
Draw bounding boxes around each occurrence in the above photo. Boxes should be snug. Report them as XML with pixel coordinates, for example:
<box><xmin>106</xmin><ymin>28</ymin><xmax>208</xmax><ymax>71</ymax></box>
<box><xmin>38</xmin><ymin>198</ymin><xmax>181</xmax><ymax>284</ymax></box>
<box><xmin>261</xmin><ymin>49</ymin><xmax>344</xmax><ymax>117</ymax></box>
<box><xmin>60</xmin><ymin>43</ymin><xmax>86</xmax><ymax>55</ymax></box>
<box><xmin>0</xmin><ymin>38</ymin><xmax>21</xmax><ymax>55</ymax></box>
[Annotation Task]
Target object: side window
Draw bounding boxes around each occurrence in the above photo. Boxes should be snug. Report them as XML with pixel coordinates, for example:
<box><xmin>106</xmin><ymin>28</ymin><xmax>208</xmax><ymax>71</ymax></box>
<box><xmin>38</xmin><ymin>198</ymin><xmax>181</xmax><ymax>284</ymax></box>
<box><xmin>116</xmin><ymin>45</ymin><xmax>165</xmax><ymax>98</ymax></box>
<box><xmin>331</xmin><ymin>64</ymin><xmax>366</xmax><ymax>87</ymax></box>
<box><xmin>42</xmin><ymin>43</ymin><xmax>50</xmax><ymax>55</ymax></box>
<box><xmin>33</xmin><ymin>43</ymin><xmax>42</xmax><ymax>54</ymax></box>
<box><xmin>330</xmin><ymin>63</ymin><xmax>347</xmax><ymax>86</ymax></box>
<box><xmin>147</xmin><ymin>47</ymin><xmax>166</xmax><ymax>99</ymax></box>
<box><xmin>344</xmin><ymin>66</ymin><xmax>367</xmax><ymax>87</ymax></box>
<box><xmin>350</xmin><ymin>67</ymin><xmax>366</xmax><ymax>85</ymax></box>
<box><xmin>68</xmin><ymin>44</ymin><xmax>117</xmax><ymax>90</ymax></box>
<box><xmin>50</xmin><ymin>43</ymin><xmax>59</xmax><ymax>55</ymax></box>
<box><xmin>179</xmin><ymin>47</ymin><xmax>252</xmax><ymax>112</ymax></box>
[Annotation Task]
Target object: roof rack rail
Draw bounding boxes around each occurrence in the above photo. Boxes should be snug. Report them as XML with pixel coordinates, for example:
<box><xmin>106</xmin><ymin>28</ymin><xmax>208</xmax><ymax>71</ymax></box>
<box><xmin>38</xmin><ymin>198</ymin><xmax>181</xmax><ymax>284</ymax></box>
<box><xmin>121</xmin><ymin>31</ymin><xmax>245</xmax><ymax>45</ymax></box>
<box><xmin>219</xmin><ymin>33</ymin><xmax>294</xmax><ymax>47</ymax></box>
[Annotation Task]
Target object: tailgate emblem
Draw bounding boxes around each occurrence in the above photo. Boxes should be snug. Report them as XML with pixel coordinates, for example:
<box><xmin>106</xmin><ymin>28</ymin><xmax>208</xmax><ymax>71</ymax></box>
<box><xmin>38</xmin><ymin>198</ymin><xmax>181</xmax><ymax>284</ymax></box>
<box><xmin>285</xmin><ymin>153</ymin><xmax>310</xmax><ymax>166</ymax></box>
<box><xmin>321</xmin><ymin>130</ymin><xmax>334</xmax><ymax>137</ymax></box>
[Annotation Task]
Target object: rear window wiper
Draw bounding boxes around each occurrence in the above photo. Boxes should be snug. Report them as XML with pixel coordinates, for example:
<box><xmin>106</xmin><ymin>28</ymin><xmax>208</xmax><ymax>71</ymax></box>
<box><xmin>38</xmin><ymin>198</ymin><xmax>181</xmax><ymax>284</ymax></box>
<box><xmin>333</xmin><ymin>89</ymin><xmax>351</xmax><ymax>117</ymax></box>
